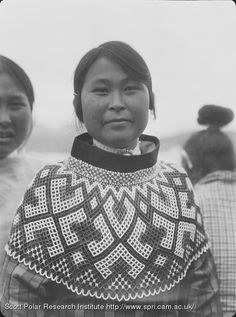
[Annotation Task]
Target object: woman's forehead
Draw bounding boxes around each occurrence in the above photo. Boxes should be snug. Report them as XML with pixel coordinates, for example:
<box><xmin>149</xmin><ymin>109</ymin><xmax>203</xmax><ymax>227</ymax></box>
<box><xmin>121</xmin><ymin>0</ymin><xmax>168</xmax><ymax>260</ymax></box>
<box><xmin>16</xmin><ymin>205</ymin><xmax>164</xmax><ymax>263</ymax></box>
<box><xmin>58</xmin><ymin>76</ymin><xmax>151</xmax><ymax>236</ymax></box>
<box><xmin>0</xmin><ymin>73</ymin><xmax>26</xmax><ymax>94</ymax></box>
<box><xmin>0</xmin><ymin>75</ymin><xmax>31</xmax><ymax>108</ymax></box>
<box><xmin>84</xmin><ymin>57</ymin><xmax>141</xmax><ymax>84</ymax></box>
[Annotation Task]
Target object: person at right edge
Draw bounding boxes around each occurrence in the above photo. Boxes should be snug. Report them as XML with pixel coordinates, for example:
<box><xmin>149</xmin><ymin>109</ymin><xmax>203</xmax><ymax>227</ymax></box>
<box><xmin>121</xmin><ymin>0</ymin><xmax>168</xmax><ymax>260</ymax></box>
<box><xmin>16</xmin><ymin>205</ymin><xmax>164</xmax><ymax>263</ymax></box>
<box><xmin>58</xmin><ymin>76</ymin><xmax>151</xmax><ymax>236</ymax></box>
<box><xmin>182</xmin><ymin>104</ymin><xmax>236</xmax><ymax>317</ymax></box>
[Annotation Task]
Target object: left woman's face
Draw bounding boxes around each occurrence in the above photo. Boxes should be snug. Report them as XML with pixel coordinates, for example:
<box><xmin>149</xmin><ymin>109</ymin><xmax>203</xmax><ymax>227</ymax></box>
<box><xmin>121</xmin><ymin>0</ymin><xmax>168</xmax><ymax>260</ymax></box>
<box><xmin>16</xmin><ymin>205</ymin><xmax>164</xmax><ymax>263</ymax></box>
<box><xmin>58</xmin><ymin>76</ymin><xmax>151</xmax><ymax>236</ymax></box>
<box><xmin>81</xmin><ymin>57</ymin><xmax>150</xmax><ymax>149</ymax></box>
<box><xmin>0</xmin><ymin>73</ymin><xmax>32</xmax><ymax>159</ymax></box>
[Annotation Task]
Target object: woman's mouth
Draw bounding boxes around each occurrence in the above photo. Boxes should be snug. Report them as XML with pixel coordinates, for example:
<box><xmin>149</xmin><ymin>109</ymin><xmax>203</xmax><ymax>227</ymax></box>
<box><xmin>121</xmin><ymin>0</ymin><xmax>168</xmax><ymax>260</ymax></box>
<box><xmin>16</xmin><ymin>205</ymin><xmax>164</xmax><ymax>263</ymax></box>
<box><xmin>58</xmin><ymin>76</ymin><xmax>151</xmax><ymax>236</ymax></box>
<box><xmin>0</xmin><ymin>131</ymin><xmax>14</xmax><ymax>141</ymax></box>
<box><xmin>105</xmin><ymin>118</ymin><xmax>131</xmax><ymax>124</ymax></box>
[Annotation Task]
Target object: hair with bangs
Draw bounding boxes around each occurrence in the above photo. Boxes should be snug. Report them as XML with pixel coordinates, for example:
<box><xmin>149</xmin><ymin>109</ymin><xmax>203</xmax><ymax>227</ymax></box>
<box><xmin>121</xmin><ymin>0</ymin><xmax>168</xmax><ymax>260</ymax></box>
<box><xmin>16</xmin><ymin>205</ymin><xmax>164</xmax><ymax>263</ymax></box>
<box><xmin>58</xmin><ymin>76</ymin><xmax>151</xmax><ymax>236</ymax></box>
<box><xmin>0</xmin><ymin>55</ymin><xmax>34</xmax><ymax>110</ymax></box>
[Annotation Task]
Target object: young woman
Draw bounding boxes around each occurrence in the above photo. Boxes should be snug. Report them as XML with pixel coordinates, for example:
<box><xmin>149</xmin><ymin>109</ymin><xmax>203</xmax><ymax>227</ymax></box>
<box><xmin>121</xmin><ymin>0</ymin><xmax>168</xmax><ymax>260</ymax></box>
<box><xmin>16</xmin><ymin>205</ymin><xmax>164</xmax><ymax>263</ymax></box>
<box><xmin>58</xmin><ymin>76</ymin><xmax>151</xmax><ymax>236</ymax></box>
<box><xmin>0</xmin><ymin>55</ymin><xmax>44</xmax><ymax>272</ymax></box>
<box><xmin>182</xmin><ymin>104</ymin><xmax>236</xmax><ymax>317</ymax></box>
<box><xmin>0</xmin><ymin>42</ymin><xmax>222</xmax><ymax>317</ymax></box>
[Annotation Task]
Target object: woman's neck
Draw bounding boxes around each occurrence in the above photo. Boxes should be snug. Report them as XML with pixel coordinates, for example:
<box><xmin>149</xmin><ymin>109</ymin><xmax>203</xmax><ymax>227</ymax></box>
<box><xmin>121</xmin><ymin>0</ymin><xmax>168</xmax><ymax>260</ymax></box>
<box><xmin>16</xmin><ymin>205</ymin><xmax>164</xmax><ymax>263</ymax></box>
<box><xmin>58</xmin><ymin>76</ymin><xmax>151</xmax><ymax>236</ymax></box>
<box><xmin>93</xmin><ymin>139</ymin><xmax>141</xmax><ymax>155</ymax></box>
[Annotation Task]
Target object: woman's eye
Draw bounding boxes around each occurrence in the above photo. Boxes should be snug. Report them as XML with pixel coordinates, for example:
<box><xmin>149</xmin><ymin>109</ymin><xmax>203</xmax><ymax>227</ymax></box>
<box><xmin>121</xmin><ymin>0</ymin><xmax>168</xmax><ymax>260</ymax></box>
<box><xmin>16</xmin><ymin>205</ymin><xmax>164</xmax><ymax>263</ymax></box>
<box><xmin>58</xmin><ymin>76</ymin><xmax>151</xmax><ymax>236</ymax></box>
<box><xmin>9</xmin><ymin>103</ymin><xmax>25</xmax><ymax>109</ymax></box>
<box><xmin>125</xmin><ymin>86</ymin><xmax>140</xmax><ymax>92</ymax></box>
<box><xmin>92</xmin><ymin>88</ymin><xmax>108</xmax><ymax>95</ymax></box>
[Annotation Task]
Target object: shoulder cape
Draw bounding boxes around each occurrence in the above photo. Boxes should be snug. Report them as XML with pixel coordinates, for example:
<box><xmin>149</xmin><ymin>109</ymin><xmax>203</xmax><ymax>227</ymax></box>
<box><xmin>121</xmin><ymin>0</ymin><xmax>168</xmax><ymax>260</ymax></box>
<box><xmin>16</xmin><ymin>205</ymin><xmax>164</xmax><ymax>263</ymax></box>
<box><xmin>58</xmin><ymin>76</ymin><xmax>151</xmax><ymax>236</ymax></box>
<box><xmin>6</xmin><ymin>138</ymin><xmax>209</xmax><ymax>302</ymax></box>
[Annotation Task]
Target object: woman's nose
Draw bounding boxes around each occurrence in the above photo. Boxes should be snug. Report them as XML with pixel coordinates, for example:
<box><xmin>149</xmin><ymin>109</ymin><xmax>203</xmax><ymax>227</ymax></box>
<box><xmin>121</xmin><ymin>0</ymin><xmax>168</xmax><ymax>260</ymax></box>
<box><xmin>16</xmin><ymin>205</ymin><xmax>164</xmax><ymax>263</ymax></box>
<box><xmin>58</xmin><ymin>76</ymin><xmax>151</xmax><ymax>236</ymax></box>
<box><xmin>108</xmin><ymin>91</ymin><xmax>125</xmax><ymax>111</ymax></box>
<box><xmin>0</xmin><ymin>106</ymin><xmax>11</xmax><ymax>126</ymax></box>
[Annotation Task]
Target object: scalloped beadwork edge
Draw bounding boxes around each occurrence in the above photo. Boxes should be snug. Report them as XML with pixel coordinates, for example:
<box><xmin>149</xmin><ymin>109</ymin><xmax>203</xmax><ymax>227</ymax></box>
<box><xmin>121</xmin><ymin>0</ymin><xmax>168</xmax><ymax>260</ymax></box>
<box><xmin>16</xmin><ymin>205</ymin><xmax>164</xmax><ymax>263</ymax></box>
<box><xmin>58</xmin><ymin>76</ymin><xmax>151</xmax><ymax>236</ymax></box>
<box><xmin>5</xmin><ymin>242</ymin><xmax>209</xmax><ymax>302</ymax></box>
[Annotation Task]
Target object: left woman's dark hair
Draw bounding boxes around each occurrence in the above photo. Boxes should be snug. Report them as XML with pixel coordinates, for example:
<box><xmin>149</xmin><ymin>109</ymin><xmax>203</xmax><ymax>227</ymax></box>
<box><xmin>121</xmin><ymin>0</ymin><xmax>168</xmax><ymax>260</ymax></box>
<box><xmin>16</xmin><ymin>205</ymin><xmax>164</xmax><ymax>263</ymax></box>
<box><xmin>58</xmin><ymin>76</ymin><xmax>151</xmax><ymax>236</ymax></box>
<box><xmin>183</xmin><ymin>105</ymin><xmax>235</xmax><ymax>184</ymax></box>
<box><xmin>0</xmin><ymin>55</ymin><xmax>34</xmax><ymax>110</ymax></box>
<box><xmin>73</xmin><ymin>41</ymin><xmax>155</xmax><ymax>122</ymax></box>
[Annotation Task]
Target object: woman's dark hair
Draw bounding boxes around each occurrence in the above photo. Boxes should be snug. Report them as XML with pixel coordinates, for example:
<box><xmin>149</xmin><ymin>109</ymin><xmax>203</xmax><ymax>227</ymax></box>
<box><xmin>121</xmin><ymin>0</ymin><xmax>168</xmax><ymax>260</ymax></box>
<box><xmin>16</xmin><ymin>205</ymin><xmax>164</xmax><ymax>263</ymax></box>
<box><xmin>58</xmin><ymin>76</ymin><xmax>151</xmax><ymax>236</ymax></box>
<box><xmin>73</xmin><ymin>41</ymin><xmax>155</xmax><ymax>122</ymax></box>
<box><xmin>183</xmin><ymin>105</ymin><xmax>235</xmax><ymax>184</ymax></box>
<box><xmin>0</xmin><ymin>55</ymin><xmax>34</xmax><ymax>110</ymax></box>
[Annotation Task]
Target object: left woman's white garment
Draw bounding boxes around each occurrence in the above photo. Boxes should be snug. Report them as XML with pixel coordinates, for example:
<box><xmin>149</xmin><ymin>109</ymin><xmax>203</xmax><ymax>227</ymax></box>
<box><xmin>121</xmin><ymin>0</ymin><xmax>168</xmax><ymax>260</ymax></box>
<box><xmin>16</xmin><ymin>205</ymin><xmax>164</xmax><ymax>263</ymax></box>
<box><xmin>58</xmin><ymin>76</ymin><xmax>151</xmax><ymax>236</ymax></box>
<box><xmin>0</xmin><ymin>152</ymin><xmax>44</xmax><ymax>271</ymax></box>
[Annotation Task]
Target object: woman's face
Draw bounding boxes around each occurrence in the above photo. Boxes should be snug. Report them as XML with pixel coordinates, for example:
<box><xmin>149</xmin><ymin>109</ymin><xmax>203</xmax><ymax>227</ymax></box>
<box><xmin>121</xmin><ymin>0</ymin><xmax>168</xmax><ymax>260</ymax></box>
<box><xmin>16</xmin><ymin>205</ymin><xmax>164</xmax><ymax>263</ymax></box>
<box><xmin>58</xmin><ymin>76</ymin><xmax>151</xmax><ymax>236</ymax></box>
<box><xmin>81</xmin><ymin>57</ymin><xmax>150</xmax><ymax>149</ymax></box>
<box><xmin>0</xmin><ymin>73</ymin><xmax>32</xmax><ymax>159</ymax></box>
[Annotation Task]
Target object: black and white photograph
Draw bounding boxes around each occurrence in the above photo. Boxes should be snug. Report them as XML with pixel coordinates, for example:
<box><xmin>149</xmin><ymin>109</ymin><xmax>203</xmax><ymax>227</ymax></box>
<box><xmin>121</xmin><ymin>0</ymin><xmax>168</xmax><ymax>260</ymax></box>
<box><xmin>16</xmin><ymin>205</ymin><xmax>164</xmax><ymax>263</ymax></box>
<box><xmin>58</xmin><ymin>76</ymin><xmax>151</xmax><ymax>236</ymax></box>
<box><xmin>0</xmin><ymin>1</ymin><xmax>236</xmax><ymax>316</ymax></box>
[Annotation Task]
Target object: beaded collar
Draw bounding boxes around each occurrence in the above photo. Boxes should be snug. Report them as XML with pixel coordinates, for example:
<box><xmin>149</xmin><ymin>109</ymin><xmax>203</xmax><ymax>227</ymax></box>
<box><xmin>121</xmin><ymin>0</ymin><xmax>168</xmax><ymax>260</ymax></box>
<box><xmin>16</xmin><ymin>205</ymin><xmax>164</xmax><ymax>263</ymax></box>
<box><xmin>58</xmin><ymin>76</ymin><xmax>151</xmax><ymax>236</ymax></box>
<box><xmin>6</xmin><ymin>134</ymin><xmax>209</xmax><ymax>302</ymax></box>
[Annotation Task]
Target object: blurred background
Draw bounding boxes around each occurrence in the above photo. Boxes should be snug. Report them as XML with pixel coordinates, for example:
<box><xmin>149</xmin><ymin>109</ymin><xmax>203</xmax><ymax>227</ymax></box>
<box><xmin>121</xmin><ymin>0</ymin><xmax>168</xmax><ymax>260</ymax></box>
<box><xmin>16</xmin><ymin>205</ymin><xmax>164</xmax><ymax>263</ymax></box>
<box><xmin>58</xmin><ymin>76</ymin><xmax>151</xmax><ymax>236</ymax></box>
<box><xmin>0</xmin><ymin>0</ymin><xmax>236</xmax><ymax>164</ymax></box>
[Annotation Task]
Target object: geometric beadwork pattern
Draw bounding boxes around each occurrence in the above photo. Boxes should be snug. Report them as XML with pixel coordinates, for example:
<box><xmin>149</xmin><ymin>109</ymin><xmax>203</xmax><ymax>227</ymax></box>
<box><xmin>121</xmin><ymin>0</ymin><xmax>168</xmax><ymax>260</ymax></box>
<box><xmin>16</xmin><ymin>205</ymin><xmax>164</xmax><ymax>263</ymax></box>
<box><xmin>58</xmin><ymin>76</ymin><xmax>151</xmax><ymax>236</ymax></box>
<box><xmin>6</xmin><ymin>157</ymin><xmax>209</xmax><ymax>301</ymax></box>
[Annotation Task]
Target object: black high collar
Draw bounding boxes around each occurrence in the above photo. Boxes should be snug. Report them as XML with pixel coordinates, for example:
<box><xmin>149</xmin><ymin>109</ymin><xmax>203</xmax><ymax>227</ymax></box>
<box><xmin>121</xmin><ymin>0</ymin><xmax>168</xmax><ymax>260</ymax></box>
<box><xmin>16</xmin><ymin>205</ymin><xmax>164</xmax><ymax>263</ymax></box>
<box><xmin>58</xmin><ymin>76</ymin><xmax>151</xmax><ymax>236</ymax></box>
<box><xmin>71</xmin><ymin>133</ymin><xmax>160</xmax><ymax>173</ymax></box>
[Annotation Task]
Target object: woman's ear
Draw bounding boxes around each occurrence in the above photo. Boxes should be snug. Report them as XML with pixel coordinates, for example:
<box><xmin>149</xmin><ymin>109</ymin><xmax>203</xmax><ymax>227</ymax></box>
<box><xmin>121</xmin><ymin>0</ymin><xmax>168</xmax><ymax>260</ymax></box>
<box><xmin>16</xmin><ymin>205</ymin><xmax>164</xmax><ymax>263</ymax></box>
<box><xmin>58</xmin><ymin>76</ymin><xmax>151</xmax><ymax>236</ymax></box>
<box><xmin>73</xmin><ymin>94</ymin><xmax>83</xmax><ymax>123</ymax></box>
<box><xmin>149</xmin><ymin>91</ymin><xmax>156</xmax><ymax>119</ymax></box>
